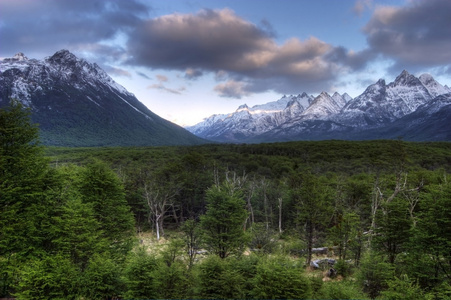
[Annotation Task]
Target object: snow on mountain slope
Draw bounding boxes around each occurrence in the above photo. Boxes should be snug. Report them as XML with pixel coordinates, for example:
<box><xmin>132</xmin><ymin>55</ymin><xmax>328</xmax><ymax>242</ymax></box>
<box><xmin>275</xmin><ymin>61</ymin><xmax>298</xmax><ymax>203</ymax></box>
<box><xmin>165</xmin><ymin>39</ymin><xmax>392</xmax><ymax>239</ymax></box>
<box><xmin>419</xmin><ymin>73</ymin><xmax>451</xmax><ymax>98</ymax></box>
<box><xmin>186</xmin><ymin>93</ymin><xmax>313</xmax><ymax>141</ymax></box>
<box><xmin>336</xmin><ymin>70</ymin><xmax>434</xmax><ymax>127</ymax></box>
<box><xmin>301</xmin><ymin>92</ymin><xmax>347</xmax><ymax>120</ymax></box>
<box><xmin>385</xmin><ymin>70</ymin><xmax>431</xmax><ymax>113</ymax></box>
<box><xmin>0</xmin><ymin>50</ymin><xmax>134</xmax><ymax>107</ymax></box>
<box><xmin>0</xmin><ymin>50</ymin><xmax>205</xmax><ymax>146</ymax></box>
<box><xmin>186</xmin><ymin>70</ymin><xmax>450</xmax><ymax>142</ymax></box>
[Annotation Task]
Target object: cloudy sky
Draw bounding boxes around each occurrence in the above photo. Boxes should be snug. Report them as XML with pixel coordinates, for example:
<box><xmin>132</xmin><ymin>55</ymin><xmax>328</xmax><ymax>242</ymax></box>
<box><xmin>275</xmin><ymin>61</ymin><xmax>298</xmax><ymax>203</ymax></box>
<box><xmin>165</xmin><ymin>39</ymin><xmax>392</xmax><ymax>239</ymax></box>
<box><xmin>1</xmin><ymin>0</ymin><xmax>450</xmax><ymax>126</ymax></box>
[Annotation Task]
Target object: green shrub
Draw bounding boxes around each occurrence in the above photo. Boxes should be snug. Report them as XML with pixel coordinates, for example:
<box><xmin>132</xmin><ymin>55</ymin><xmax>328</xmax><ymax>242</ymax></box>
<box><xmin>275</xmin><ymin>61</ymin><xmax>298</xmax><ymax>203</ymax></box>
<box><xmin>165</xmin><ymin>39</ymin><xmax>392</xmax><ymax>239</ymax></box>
<box><xmin>248</xmin><ymin>223</ymin><xmax>278</xmax><ymax>254</ymax></box>
<box><xmin>357</xmin><ymin>252</ymin><xmax>394</xmax><ymax>299</ymax></box>
<box><xmin>14</xmin><ymin>254</ymin><xmax>80</xmax><ymax>300</ymax></box>
<box><xmin>335</xmin><ymin>259</ymin><xmax>354</xmax><ymax>277</ymax></box>
<box><xmin>81</xmin><ymin>254</ymin><xmax>124</xmax><ymax>299</ymax></box>
<box><xmin>379</xmin><ymin>275</ymin><xmax>432</xmax><ymax>300</ymax></box>
<box><xmin>196</xmin><ymin>255</ymin><xmax>245</xmax><ymax>299</ymax></box>
<box><xmin>319</xmin><ymin>280</ymin><xmax>366</xmax><ymax>300</ymax></box>
<box><xmin>123</xmin><ymin>248</ymin><xmax>159</xmax><ymax>299</ymax></box>
<box><xmin>154</xmin><ymin>261</ymin><xmax>190</xmax><ymax>299</ymax></box>
<box><xmin>309</xmin><ymin>275</ymin><xmax>324</xmax><ymax>298</ymax></box>
<box><xmin>251</xmin><ymin>256</ymin><xmax>312</xmax><ymax>299</ymax></box>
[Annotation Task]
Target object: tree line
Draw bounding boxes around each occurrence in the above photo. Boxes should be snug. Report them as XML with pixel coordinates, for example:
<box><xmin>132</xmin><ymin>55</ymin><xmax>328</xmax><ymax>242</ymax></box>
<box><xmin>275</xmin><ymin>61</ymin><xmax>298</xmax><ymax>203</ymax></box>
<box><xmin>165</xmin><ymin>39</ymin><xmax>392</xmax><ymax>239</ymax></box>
<box><xmin>2</xmin><ymin>100</ymin><xmax>451</xmax><ymax>299</ymax></box>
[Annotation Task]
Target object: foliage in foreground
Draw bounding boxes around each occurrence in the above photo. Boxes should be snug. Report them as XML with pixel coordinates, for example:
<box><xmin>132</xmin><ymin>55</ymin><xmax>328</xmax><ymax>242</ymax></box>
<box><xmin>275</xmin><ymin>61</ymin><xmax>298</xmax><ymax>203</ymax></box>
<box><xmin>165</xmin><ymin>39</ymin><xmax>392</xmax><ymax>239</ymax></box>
<box><xmin>2</xmin><ymin>100</ymin><xmax>451</xmax><ymax>299</ymax></box>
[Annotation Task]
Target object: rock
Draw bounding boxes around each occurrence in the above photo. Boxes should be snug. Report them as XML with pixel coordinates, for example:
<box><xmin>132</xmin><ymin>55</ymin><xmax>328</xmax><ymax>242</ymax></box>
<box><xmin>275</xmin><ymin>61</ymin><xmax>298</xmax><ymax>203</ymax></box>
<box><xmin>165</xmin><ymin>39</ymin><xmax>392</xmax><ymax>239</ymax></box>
<box><xmin>312</xmin><ymin>247</ymin><xmax>329</xmax><ymax>255</ymax></box>
<box><xmin>327</xmin><ymin>268</ymin><xmax>337</xmax><ymax>278</ymax></box>
<box><xmin>310</xmin><ymin>258</ymin><xmax>336</xmax><ymax>269</ymax></box>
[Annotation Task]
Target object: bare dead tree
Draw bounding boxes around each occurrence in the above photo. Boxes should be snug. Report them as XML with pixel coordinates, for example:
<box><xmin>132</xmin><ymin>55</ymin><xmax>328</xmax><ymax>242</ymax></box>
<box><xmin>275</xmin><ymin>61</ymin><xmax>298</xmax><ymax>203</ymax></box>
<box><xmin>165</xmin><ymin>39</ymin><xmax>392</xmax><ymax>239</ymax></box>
<box><xmin>143</xmin><ymin>180</ymin><xmax>180</xmax><ymax>241</ymax></box>
<box><xmin>370</xmin><ymin>172</ymin><xmax>422</xmax><ymax>243</ymax></box>
<box><xmin>244</xmin><ymin>178</ymin><xmax>256</xmax><ymax>230</ymax></box>
<box><xmin>278</xmin><ymin>197</ymin><xmax>283</xmax><ymax>234</ymax></box>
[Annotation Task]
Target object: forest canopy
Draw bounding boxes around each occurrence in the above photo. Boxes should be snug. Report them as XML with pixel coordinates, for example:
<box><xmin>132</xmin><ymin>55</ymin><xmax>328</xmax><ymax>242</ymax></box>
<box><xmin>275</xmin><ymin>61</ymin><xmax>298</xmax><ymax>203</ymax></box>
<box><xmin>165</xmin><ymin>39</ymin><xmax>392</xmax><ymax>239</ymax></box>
<box><xmin>2</xmin><ymin>100</ymin><xmax>451</xmax><ymax>299</ymax></box>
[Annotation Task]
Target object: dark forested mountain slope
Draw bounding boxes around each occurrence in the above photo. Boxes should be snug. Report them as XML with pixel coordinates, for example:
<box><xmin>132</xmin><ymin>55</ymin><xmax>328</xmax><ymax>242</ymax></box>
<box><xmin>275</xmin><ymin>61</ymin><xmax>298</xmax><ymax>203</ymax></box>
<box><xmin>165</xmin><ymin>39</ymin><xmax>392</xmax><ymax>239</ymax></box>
<box><xmin>0</xmin><ymin>50</ymin><xmax>206</xmax><ymax>146</ymax></box>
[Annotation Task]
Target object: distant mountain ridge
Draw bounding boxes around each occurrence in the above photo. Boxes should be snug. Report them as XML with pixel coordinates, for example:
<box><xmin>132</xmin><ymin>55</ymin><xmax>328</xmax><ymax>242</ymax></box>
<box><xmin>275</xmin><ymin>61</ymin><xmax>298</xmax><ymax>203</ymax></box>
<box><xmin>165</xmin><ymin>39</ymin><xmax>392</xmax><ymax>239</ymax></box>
<box><xmin>0</xmin><ymin>50</ymin><xmax>206</xmax><ymax>147</ymax></box>
<box><xmin>187</xmin><ymin>70</ymin><xmax>451</xmax><ymax>142</ymax></box>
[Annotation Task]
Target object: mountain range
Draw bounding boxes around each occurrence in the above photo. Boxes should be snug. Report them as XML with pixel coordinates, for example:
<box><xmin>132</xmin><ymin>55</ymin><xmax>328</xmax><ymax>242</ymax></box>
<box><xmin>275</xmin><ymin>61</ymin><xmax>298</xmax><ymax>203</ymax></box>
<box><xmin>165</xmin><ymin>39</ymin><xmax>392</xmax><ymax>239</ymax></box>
<box><xmin>0</xmin><ymin>50</ymin><xmax>205</xmax><ymax>147</ymax></box>
<box><xmin>187</xmin><ymin>71</ymin><xmax>451</xmax><ymax>142</ymax></box>
<box><xmin>1</xmin><ymin>50</ymin><xmax>450</xmax><ymax>146</ymax></box>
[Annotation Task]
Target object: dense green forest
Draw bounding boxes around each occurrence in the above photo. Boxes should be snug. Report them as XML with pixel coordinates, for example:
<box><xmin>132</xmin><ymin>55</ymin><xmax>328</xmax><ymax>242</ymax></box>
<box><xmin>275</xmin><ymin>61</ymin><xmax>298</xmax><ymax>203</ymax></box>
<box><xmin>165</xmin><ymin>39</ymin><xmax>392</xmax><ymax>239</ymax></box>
<box><xmin>2</xmin><ymin>101</ymin><xmax>451</xmax><ymax>299</ymax></box>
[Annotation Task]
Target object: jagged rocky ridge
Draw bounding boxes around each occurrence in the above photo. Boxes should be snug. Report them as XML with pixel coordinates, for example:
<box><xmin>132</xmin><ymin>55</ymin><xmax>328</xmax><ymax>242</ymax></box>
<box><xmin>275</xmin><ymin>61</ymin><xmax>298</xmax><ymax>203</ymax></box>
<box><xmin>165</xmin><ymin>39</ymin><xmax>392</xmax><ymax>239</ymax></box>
<box><xmin>0</xmin><ymin>50</ymin><xmax>206</xmax><ymax>146</ymax></box>
<box><xmin>187</xmin><ymin>70</ymin><xmax>451</xmax><ymax>142</ymax></box>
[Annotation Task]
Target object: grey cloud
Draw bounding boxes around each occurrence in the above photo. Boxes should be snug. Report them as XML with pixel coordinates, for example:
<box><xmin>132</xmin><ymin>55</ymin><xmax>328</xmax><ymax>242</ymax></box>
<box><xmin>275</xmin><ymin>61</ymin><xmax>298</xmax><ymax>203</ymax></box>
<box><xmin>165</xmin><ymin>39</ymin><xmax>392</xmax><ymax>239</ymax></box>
<box><xmin>325</xmin><ymin>47</ymin><xmax>375</xmax><ymax>70</ymax></box>
<box><xmin>137</xmin><ymin>72</ymin><xmax>151</xmax><ymax>79</ymax></box>
<box><xmin>215</xmin><ymin>70</ymin><xmax>229</xmax><ymax>81</ymax></box>
<box><xmin>0</xmin><ymin>0</ymin><xmax>147</xmax><ymax>59</ymax></box>
<box><xmin>126</xmin><ymin>8</ymin><xmax>370</xmax><ymax>96</ymax></box>
<box><xmin>363</xmin><ymin>0</ymin><xmax>451</xmax><ymax>70</ymax></box>
<box><xmin>353</xmin><ymin>0</ymin><xmax>373</xmax><ymax>16</ymax></box>
<box><xmin>127</xmin><ymin>9</ymin><xmax>273</xmax><ymax>71</ymax></box>
<box><xmin>156</xmin><ymin>74</ymin><xmax>169</xmax><ymax>82</ymax></box>
<box><xmin>148</xmin><ymin>74</ymin><xmax>185</xmax><ymax>94</ymax></box>
<box><xmin>148</xmin><ymin>83</ymin><xmax>186</xmax><ymax>95</ymax></box>
<box><xmin>214</xmin><ymin>80</ymin><xmax>251</xmax><ymax>99</ymax></box>
<box><xmin>185</xmin><ymin>68</ymin><xmax>204</xmax><ymax>80</ymax></box>
<box><xmin>103</xmin><ymin>66</ymin><xmax>132</xmax><ymax>78</ymax></box>
<box><xmin>259</xmin><ymin>18</ymin><xmax>277</xmax><ymax>38</ymax></box>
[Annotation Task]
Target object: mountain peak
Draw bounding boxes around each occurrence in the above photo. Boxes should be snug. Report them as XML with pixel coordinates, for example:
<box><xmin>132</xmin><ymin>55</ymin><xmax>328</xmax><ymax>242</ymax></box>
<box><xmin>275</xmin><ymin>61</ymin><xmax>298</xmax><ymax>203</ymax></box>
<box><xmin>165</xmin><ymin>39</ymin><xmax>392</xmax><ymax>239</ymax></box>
<box><xmin>47</xmin><ymin>49</ymin><xmax>79</xmax><ymax>65</ymax></box>
<box><xmin>0</xmin><ymin>50</ymin><xmax>205</xmax><ymax>146</ymax></box>
<box><xmin>419</xmin><ymin>73</ymin><xmax>451</xmax><ymax>97</ymax></box>
<box><xmin>419</xmin><ymin>73</ymin><xmax>434</xmax><ymax>84</ymax></box>
<box><xmin>54</xmin><ymin>49</ymin><xmax>75</xmax><ymax>57</ymax></box>
<box><xmin>236</xmin><ymin>104</ymin><xmax>249</xmax><ymax>112</ymax></box>
<box><xmin>13</xmin><ymin>52</ymin><xmax>28</xmax><ymax>61</ymax></box>
<box><xmin>400</xmin><ymin>69</ymin><xmax>410</xmax><ymax>76</ymax></box>
<box><xmin>342</xmin><ymin>93</ymin><xmax>353</xmax><ymax>102</ymax></box>
<box><xmin>394</xmin><ymin>70</ymin><xmax>416</xmax><ymax>85</ymax></box>
<box><xmin>286</xmin><ymin>98</ymin><xmax>299</xmax><ymax>107</ymax></box>
<box><xmin>187</xmin><ymin>69</ymin><xmax>451</xmax><ymax>143</ymax></box>
<box><xmin>1</xmin><ymin>52</ymin><xmax>29</xmax><ymax>63</ymax></box>
<box><xmin>376</xmin><ymin>78</ymin><xmax>386</xmax><ymax>85</ymax></box>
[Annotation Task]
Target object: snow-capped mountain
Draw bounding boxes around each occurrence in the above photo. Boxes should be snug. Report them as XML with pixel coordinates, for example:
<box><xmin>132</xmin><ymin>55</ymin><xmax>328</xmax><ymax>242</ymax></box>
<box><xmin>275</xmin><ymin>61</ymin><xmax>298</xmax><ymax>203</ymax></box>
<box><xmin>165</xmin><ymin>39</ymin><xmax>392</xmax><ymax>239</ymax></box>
<box><xmin>187</xmin><ymin>93</ymin><xmax>314</xmax><ymax>142</ymax></box>
<box><xmin>0</xmin><ymin>50</ymin><xmax>205</xmax><ymax>146</ymax></box>
<box><xmin>337</xmin><ymin>70</ymin><xmax>434</xmax><ymax>127</ymax></box>
<box><xmin>187</xmin><ymin>70</ymin><xmax>451</xmax><ymax>142</ymax></box>
<box><xmin>301</xmin><ymin>91</ymin><xmax>348</xmax><ymax>120</ymax></box>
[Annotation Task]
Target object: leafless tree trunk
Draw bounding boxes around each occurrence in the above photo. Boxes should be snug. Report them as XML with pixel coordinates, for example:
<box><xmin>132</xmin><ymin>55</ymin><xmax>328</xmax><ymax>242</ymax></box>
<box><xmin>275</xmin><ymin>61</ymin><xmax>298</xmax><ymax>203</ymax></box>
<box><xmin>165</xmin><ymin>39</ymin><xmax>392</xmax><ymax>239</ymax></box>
<box><xmin>143</xmin><ymin>182</ymin><xmax>179</xmax><ymax>241</ymax></box>
<box><xmin>245</xmin><ymin>180</ymin><xmax>255</xmax><ymax>230</ymax></box>
<box><xmin>260</xmin><ymin>178</ymin><xmax>271</xmax><ymax>230</ymax></box>
<box><xmin>278</xmin><ymin>197</ymin><xmax>283</xmax><ymax>234</ymax></box>
<box><xmin>371</xmin><ymin>172</ymin><xmax>422</xmax><ymax>241</ymax></box>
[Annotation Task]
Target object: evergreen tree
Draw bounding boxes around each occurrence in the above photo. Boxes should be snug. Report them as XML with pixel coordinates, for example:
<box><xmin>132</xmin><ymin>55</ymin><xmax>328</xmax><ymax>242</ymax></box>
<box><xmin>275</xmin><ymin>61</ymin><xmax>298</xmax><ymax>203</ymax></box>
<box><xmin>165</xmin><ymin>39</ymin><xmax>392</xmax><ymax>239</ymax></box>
<box><xmin>379</xmin><ymin>275</ymin><xmax>429</xmax><ymax>300</ymax></box>
<box><xmin>408</xmin><ymin>179</ymin><xmax>451</xmax><ymax>288</ymax></box>
<box><xmin>51</xmin><ymin>197</ymin><xmax>106</xmax><ymax>269</ymax></box>
<box><xmin>251</xmin><ymin>255</ymin><xmax>312</xmax><ymax>299</ymax></box>
<box><xmin>181</xmin><ymin>219</ymin><xmax>202</xmax><ymax>268</ymax></box>
<box><xmin>13</xmin><ymin>254</ymin><xmax>80</xmax><ymax>300</ymax></box>
<box><xmin>196</xmin><ymin>255</ymin><xmax>246</xmax><ymax>299</ymax></box>
<box><xmin>81</xmin><ymin>254</ymin><xmax>124</xmax><ymax>300</ymax></box>
<box><xmin>123</xmin><ymin>248</ymin><xmax>159</xmax><ymax>299</ymax></box>
<box><xmin>0</xmin><ymin>100</ymin><xmax>50</xmax><ymax>256</ymax></box>
<box><xmin>78</xmin><ymin>160</ymin><xmax>135</xmax><ymax>257</ymax></box>
<box><xmin>200</xmin><ymin>183</ymin><xmax>249</xmax><ymax>258</ymax></box>
<box><xmin>373</xmin><ymin>197</ymin><xmax>412</xmax><ymax>264</ymax></box>
<box><xmin>289</xmin><ymin>172</ymin><xmax>334</xmax><ymax>264</ymax></box>
<box><xmin>0</xmin><ymin>100</ymin><xmax>58</xmax><ymax>296</ymax></box>
<box><xmin>357</xmin><ymin>251</ymin><xmax>394</xmax><ymax>299</ymax></box>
